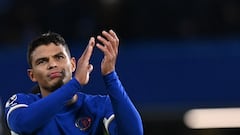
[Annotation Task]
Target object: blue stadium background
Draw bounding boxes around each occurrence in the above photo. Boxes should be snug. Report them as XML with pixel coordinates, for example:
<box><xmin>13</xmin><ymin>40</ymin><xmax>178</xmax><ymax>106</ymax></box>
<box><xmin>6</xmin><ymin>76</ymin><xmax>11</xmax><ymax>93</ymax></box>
<box><xmin>2</xmin><ymin>39</ymin><xmax>240</xmax><ymax>134</ymax></box>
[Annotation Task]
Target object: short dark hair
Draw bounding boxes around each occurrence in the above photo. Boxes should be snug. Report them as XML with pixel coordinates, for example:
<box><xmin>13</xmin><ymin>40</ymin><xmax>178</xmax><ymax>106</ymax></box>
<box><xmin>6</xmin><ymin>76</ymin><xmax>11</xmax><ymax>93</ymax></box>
<box><xmin>27</xmin><ymin>32</ymin><xmax>71</xmax><ymax>68</ymax></box>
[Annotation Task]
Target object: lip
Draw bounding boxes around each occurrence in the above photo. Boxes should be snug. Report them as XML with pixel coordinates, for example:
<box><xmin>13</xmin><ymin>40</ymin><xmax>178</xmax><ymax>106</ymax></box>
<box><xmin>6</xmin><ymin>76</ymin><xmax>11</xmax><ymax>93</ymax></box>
<box><xmin>48</xmin><ymin>71</ymin><xmax>63</xmax><ymax>79</ymax></box>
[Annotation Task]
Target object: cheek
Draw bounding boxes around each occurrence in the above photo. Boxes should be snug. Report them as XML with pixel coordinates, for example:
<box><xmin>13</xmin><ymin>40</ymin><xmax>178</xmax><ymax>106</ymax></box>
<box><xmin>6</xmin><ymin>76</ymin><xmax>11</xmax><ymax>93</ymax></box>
<box><xmin>66</xmin><ymin>60</ymin><xmax>76</xmax><ymax>73</ymax></box>
<box><xmin>62</xmin><ymin>62</ymin><xmax>74</xmax><ymax>77</ymax></box>
<box><xmin>62</xmin><ymin>67</ymin><xmax>74</xmax><ymax>83</ymax></box>
<box><xmin>65</xmin><ymin>66</ymin><xmax>74</xmax><ymax>77</ymax></box>
<box><xmin>32</xmin><ymin>69</ymin><xmax>46</xmax><ymax>80</ymax></box>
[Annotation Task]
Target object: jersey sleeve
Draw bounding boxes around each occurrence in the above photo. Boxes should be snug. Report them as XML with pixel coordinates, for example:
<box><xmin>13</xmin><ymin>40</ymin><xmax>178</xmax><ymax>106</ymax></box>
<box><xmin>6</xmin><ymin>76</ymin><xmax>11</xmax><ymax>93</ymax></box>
<box><xmin>5</xmin><ymin>77</ymin><xmax>82</xmax><ymax>134</ymax></box>
<box><xmin>103</xmin><ymin>71</ymin><xmax>143</xmax><ymax>135</ymax></box>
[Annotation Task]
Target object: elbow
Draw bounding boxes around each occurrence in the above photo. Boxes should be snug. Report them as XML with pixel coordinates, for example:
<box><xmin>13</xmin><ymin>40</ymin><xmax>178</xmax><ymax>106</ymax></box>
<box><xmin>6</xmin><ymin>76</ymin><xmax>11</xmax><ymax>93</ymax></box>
<box><xmin>138</xmin><ymin>125</ymin><xmax>144</xmax><ymax>135</ymax></box>
<box><xmin>130</xmin><ymin>112</ymin><xmax>144</xmax><ymax>135</ymax></box>
<box><xmin>133</xmin><ymin>121</ymin><xmax>144</xmax><ymax>135</ymax></box>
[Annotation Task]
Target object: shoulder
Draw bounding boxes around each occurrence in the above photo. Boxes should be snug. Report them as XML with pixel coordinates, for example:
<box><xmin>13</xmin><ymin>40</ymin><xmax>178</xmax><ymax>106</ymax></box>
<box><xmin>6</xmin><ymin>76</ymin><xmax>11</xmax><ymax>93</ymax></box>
<box><xmin>4</xmin><ymin>93</ymin><xmax>40</xmax><ymax>122</ymax></box>
<box><xmin>5</xmin><ymin>93</ymin><xmax>40</xmax><ymax>108</ymax></box>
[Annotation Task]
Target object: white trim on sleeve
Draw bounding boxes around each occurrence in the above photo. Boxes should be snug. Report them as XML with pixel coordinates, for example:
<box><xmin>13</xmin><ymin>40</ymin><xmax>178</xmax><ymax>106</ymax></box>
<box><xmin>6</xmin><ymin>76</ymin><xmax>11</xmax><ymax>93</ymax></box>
<box><xmin>103</xmin><ymin>114</ymin><xmax>115</xmax><ymax>134</ymax></box>
<box><xmin>7</xmin><ymin>104</ymin><xmax>28</xmax><ymax>122</ymax></box>
<box><xmin>11</xmin><ymin>131</ymin><xmax>19</xmax><ymax>135</ymax></box>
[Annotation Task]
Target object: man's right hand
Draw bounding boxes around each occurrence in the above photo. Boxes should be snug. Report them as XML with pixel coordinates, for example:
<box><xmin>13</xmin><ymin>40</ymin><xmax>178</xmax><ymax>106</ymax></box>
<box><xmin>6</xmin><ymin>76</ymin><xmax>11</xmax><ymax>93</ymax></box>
<box><xmin>74</xmin><ymin>37</ymin><xmax>95</xmax><ymax>85</ymax></box>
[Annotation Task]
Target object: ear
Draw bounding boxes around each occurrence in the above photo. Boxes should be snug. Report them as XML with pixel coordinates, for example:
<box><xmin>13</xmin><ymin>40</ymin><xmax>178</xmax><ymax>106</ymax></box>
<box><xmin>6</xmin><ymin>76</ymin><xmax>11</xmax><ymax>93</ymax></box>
<box><xmin>70</xmin><ymin>57</ymin><xmax>76</xmax><ymax>72</ymax></box>
<box><xmin>27</xmin><ymin>69</ymin><xmax>37</xmax><ymax>82</ymax></box>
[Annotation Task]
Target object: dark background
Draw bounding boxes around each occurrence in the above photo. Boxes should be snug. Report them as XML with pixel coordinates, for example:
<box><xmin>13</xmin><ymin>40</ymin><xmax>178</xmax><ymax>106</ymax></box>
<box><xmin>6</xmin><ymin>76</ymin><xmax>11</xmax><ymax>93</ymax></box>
<box><xmin>1</xmin><ymin>0</ymin><xmax>240</xmax><ymax>134</ymax></box>
<box><xmin>1</xmin><ymin>0</ymin><xmax>240</xmax><ymax>44</ymax></box>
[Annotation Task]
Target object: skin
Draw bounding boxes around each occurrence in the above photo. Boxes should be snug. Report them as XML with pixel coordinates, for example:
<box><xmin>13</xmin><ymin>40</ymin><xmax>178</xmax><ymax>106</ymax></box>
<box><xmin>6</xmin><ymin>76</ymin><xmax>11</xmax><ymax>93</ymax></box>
<box><xmin>27</xmin><ymin>30</ymin><xmax>119</xmax><ymax>101</ymax></box>
<box><xmin>27</xmin><ymin>44</ymin><xmax>76</xmax><ymax>97</ymax></box>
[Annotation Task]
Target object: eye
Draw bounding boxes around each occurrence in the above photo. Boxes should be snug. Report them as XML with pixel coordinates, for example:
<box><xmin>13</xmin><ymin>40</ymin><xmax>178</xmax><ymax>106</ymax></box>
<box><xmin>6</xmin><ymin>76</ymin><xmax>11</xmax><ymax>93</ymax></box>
<box><xmin>36</xmin><ymin>59</ymin><xmax>46</xmax><ymax>65</ymax></box>
<box><xmin>56</xmin><ymin>55</ymin><xmax>65</xmax><ymax>60</ymax></box>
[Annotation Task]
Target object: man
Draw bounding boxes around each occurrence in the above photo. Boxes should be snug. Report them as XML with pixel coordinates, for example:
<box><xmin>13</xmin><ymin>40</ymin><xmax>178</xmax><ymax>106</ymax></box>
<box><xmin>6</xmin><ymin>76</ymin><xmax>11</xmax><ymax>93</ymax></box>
<box><xmin>5</xmin><ymin>30</ymin><xmax>143</xmax><ymax>135</ymax></box>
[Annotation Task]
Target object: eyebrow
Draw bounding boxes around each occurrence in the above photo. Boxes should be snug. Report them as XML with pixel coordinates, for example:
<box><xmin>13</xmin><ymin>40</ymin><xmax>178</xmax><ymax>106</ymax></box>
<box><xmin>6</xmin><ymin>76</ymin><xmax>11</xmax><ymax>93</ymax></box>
<box><xmin>34</xmin><ymin>52</ymin><xmax>65</xmax><ymax>64</ymax></box>
<box><xmin>53</xmin><ymin>52</ymin><xmax>65</xmax><ymax>57</ymax></box>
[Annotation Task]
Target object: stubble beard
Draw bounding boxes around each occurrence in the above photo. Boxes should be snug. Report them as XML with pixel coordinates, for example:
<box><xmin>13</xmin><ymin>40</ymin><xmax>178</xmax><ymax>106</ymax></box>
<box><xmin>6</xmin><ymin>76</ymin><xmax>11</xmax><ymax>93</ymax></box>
<box><xmin>44</xmin><ymin>71</ymin><xmax>66</xmax><ymax>92</ymax></box>
<box><xmin>48</xmin><ymin>79</ymin><xmax>64</xmax><ymax>92</ymax></box>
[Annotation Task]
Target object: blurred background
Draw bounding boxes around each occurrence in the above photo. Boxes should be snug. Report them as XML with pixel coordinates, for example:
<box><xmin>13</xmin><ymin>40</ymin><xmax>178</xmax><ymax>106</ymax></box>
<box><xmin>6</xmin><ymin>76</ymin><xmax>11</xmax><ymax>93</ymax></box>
<box><xmin>1</xmin><ymin>0</ymin><xmax>240</xmax><ymax>134</ymax></box>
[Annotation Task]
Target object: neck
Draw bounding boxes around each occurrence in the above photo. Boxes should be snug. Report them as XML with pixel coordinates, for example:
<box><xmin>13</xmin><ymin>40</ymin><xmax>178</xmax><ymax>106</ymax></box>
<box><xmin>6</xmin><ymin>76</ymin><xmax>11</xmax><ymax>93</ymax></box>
<box><xmin>41</xmin><ymin>90</ymin><xmax>51</xmax><ymax>97</ymax></box>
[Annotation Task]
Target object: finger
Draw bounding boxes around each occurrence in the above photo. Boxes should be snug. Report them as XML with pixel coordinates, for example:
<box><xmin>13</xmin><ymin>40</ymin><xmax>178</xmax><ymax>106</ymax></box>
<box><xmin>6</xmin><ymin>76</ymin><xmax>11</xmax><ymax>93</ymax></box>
<box><xmin>81</xmin><ymin>37</ymin><xmax>95</xmax><ymax>61</ymax></box>
<box><xmin>96</xmin><ymin>43</ymin><xmax>108</xmax><ymax>55</ymax></box>
<box><xmin>97</xmin><ymin>35</ymin><xmax>114</xmax><ymax>54</ymax></box>
<box><xmin>109</xmin><ymin>30</ymin><xmax>119</xmax><ymax>43</ymax></box>
<box><xmin>88</xmin><ymin>64</ymin><xmax>93</xmax><ymax>73</ymax></box>
<box><xmin>97</xmin><ymin>35</ymin><xmax>109</xmax><ymax>47</ymax></box>
<box><xmin>100</xmin><ymin>30</ymin><xmax>116</xmax><ymax>53</ymax></box>
<box><xmin>102</xmin><ymin>30</ymin><xmax>114</xmax><ymax>43</ymax></box>
<box><xmin>109</xmin><ymin>29</ymin><xmax>119</xmax><ymax>54</ymax></box>
<box><xmin>96</xmin><ymin>43</ymin><xmax>113</xmax><ymax>60</ymax></box>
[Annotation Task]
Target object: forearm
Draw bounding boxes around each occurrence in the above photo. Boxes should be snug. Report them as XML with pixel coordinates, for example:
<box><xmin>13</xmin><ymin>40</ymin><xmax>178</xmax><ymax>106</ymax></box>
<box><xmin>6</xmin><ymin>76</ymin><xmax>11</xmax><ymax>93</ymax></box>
<box><xmin>103</xmin><ymin>71</ymin><xmax>143</xmax><ymax>135</ymax></box>
<box><xmin>8</xmin><ymin>78</ymin><xmax>81</xmax><ymax>134</ymax></box>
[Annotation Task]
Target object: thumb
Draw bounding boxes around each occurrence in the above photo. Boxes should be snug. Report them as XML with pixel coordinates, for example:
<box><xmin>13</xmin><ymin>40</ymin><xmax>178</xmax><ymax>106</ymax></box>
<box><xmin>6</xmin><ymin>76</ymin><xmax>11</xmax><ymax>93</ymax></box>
<box><xmin>88</xmin><ymin>64</ymin><xmax>93</xmax><ymax>73</ymax></box>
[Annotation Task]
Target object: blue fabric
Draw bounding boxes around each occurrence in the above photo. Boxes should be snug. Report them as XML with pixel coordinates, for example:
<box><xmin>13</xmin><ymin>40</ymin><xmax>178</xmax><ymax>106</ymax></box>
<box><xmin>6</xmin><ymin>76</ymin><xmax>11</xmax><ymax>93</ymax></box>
<box><xmin>5</xmin><ymin>71</ymin><xmax>143</xmax><ymax>135</ymax></box>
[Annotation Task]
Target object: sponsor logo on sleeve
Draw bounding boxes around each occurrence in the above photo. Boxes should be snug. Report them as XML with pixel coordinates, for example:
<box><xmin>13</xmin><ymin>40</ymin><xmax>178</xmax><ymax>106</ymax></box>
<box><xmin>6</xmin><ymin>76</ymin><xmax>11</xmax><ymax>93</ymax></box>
<box><xmin>5</xmin><ymin>94</ymin><xmax>17</xmax><ymax>108</ymax></box>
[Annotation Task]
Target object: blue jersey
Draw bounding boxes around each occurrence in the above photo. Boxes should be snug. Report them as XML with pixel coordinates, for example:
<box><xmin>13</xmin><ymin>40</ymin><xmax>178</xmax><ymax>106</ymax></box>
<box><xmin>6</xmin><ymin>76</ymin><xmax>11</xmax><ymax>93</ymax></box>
<box><xmin>5</xmin><ymin>71</ymin><xmax>143</xmax><ymax>135</ymax></box>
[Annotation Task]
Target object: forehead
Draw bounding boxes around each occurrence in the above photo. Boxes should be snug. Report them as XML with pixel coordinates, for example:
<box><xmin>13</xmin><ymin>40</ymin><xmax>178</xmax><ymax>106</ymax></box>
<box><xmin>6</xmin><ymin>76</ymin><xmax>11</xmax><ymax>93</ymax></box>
<box><xmin>31</xmin><ymin>43</ymin><xmax>68</xmax><ymax>60</ymax></box>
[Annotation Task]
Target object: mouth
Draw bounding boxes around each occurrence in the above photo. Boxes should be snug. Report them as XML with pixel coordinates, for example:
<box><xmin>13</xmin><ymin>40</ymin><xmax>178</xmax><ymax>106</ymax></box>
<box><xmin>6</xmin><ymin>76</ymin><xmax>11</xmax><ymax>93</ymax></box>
<box><xmin>48</xmin><ymin>71</ymin><xmax>63</xmax><ymax>79</ymax></box>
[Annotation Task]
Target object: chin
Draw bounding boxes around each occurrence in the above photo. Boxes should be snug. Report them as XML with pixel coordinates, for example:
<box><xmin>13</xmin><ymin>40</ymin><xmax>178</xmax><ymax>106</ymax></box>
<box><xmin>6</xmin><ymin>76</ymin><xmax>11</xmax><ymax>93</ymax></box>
<box><xmin>49</xmin><ymin>79</ymin><xmax>65</xmax><ymax>91</ymax></box>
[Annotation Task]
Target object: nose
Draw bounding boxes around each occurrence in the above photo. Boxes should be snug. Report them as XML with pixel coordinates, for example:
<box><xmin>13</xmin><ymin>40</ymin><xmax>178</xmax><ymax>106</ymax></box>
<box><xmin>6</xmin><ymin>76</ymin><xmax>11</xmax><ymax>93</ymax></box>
<box><xmin>48</xmin><ymin>58</ymin><xmax>57</xmax><ymax>69</ymax></box>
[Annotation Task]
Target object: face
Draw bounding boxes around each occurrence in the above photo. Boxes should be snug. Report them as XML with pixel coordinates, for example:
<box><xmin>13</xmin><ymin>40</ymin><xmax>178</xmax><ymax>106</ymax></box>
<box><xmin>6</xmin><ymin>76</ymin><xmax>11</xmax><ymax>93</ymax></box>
<box><xmin>28</xmin><ymin>43</ymin><xmax>76</xmax><ymax>95</ymax></box>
